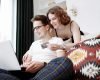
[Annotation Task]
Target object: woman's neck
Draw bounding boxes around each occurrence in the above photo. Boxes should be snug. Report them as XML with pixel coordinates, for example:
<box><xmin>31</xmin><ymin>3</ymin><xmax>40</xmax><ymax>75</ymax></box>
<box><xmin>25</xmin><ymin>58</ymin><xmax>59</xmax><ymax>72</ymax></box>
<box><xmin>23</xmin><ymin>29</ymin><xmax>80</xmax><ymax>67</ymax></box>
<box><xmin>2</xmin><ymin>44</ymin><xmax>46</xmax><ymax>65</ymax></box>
<box><xmin>56</xmin><ymin>23</ymin><xmax>70</xmax><ymax>31</ymax></box>
<box><xmin>57</xmin><ymin>24</ymin><xmax>66</xmax><ymax>30</ymax></box>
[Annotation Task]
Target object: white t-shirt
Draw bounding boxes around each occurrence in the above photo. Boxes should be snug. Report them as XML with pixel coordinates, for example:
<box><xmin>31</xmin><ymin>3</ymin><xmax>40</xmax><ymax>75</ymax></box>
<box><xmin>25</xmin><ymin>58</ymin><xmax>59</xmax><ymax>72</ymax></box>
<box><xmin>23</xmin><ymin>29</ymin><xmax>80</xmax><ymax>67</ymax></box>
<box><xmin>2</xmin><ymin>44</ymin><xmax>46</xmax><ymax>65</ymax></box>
<box><xmin>27</xmin><ymin>37</ymin><xmax>64</xmax><ymax>63</ymax></box>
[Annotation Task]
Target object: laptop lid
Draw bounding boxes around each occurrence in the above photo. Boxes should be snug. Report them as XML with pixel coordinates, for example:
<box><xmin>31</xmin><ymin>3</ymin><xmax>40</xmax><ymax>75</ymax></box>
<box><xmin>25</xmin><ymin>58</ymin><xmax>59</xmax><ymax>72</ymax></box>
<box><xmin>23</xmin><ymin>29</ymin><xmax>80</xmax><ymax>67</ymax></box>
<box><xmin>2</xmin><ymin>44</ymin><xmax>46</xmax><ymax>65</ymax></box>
<box><xmin>0</xmin><ymin>41</ymin><xmax>21</xmax><ymax>70</ymax></box>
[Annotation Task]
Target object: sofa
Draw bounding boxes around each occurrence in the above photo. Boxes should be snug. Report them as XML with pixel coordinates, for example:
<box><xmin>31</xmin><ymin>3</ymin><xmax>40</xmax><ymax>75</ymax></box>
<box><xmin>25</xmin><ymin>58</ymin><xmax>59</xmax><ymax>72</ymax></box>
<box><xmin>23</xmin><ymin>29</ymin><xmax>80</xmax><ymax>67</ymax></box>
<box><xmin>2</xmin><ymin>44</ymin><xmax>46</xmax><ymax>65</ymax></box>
<box><xmin>66</xmin><ymin>33</ymin><xmax>100</xmax><ymax>80</ymax></box>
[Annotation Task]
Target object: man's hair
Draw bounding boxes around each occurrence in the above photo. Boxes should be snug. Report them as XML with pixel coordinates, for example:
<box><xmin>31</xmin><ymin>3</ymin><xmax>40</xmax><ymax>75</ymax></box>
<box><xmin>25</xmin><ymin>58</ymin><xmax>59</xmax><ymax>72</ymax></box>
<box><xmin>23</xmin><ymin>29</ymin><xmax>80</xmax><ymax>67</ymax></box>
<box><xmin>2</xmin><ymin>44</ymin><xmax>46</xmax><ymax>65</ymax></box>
<box><xmin>31</xmin><ymin>15</ymin><xmax>53</xmax><ymax>28</ymax></box>
<box><xmin>47</xmin><ymin>6</ymin><xmax>71</xmax><ymax>25</ymax></box>
<box><xmin>31</xmin><ymin>15</ymin><xmax>49</xmax><ymax>26</ymax></box>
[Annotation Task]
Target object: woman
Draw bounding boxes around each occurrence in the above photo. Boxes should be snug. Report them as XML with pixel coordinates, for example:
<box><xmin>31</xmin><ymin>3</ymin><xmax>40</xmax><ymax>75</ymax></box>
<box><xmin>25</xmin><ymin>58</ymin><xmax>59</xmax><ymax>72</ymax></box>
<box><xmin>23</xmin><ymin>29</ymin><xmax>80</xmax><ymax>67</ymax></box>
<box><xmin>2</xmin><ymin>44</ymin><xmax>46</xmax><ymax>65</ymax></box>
<box><xmin>47</xmin><ymin>6</ymin><xmax>84</xmax><ymax>51</ymax></box>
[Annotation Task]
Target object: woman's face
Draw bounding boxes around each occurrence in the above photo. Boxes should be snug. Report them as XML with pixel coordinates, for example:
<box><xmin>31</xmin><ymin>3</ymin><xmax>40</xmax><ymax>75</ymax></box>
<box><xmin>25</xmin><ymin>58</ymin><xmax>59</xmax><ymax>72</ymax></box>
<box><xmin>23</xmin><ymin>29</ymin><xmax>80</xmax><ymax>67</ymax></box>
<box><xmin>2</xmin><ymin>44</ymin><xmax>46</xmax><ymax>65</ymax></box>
<box><xmin>48</xmin><ymin>13</ymin><xmax>61</xmax><ymax>29</ymax></box>
<box><xmin>33</xmin><ymin>21</ymin><xmax>47</xmax><ymax>39</ymax></box>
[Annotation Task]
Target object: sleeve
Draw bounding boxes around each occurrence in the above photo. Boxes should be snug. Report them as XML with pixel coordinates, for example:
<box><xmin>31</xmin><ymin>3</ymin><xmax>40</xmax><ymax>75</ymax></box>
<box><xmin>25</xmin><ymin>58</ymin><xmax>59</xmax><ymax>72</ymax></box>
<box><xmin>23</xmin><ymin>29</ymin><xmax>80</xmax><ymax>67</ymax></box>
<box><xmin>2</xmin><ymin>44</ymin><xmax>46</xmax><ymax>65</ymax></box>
<box><xmin>49</xmin><ymin>37</ymin><xmax>64</xmax><ymax>45</ymax></box>
<box><xmin>27</xmin><ymin>41</ymin><xmax>37</xmax><ymax>55</ymax></box>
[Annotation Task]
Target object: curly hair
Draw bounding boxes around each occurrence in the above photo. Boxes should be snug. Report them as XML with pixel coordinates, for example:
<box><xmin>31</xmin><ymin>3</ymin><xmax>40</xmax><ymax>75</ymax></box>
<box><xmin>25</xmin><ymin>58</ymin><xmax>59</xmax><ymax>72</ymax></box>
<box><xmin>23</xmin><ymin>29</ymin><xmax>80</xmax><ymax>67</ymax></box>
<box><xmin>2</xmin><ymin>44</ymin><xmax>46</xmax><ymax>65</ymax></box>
<box><xmin>47</xmin><ymin>6</ymin><xmax>71</xmax><ymax>25</ymax></box>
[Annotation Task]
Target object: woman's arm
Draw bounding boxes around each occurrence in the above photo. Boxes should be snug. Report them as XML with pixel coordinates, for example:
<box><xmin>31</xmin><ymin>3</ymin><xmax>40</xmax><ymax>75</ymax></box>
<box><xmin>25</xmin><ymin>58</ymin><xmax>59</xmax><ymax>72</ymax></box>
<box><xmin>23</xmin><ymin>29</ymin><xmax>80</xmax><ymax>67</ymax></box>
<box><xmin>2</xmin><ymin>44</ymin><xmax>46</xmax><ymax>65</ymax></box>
<box><xmin>71</xmin><ymin>21</ymin><xmax>81</xmax><ymax>43</ymax></box>
<box><xmin>63</xmin><ymin>21</ymin><xmax>81</xmax><ymax>50</ymax></box>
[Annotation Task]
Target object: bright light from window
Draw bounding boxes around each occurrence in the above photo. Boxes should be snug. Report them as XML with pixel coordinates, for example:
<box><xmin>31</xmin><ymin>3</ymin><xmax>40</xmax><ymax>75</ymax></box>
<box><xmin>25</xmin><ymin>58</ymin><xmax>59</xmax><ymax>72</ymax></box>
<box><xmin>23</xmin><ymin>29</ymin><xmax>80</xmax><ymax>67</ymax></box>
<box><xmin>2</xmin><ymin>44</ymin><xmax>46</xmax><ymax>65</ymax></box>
<box><xmin>0</xmin><ymin>0</ymin><xmax>12</xmax><ymax>41</ymax></box>
<box><xmin>0</xmin><ymin>0</ymin><xmax>16</xmax><ymax>51</ymax></box>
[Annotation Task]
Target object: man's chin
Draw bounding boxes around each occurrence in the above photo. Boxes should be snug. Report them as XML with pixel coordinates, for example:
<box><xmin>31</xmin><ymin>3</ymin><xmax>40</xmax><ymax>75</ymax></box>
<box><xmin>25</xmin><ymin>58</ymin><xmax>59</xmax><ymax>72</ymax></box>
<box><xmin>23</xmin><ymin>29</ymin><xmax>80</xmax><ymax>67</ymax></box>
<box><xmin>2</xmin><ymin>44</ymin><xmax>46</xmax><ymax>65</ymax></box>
<box><xmin>38</xmin><ymin>36</ymin><xmax>43</xmax><ymax>39</ymax></box>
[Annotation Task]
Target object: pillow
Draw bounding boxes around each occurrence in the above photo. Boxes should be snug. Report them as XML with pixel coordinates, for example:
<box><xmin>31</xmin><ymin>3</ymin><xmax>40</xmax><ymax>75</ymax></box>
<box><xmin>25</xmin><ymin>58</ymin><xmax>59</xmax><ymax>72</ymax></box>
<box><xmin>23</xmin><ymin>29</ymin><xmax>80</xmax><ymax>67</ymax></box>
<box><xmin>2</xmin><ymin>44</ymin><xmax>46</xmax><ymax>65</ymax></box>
<box><xmin>81</xmin><ymin>32</ymin><xmax>100</xmax><ymax>41</ymax></box>
<box><xmin>67</xmin><ymin>37</ymin><xmax>100</xmax><ymax>80</ymax></box>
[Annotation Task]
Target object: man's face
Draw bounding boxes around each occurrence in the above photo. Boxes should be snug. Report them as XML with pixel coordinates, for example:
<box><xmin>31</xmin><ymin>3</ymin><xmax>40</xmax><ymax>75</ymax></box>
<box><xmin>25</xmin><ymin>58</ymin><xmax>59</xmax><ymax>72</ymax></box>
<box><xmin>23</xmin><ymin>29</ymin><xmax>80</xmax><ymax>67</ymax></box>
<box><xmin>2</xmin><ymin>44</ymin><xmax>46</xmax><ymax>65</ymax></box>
<box><xmin>33</xmin><ymin>21</ymin><xmax>47</xmax><ymax>39</ymax></box>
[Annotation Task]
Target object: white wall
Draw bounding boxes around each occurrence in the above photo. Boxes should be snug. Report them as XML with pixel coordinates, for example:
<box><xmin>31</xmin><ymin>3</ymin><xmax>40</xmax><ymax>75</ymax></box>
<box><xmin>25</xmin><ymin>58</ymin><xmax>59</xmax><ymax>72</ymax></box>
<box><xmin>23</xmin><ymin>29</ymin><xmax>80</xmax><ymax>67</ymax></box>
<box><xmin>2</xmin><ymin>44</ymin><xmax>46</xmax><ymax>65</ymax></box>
<box><xmin>66</xmin><ymin>0</ymin><xmax>100</xmax><ymax>33</ymax></box>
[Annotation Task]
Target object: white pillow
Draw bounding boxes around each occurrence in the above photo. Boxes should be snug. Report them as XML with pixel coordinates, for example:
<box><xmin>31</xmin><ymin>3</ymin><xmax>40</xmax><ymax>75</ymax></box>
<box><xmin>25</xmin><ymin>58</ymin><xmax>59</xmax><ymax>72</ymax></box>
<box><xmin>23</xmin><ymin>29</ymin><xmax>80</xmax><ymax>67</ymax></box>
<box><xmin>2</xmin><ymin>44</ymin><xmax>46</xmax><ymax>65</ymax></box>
<box><xmin>81</xmin><ymin>32</ymin><xmax>100</xmax><ymax>41</ymax></box>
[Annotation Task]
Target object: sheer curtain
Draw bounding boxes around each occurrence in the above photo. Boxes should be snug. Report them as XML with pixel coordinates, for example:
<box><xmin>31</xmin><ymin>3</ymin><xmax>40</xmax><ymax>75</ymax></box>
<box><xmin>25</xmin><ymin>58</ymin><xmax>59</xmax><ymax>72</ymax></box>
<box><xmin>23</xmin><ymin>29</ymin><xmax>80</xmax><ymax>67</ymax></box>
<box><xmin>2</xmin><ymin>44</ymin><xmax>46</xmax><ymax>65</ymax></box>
<box><xmin>0</xmin><ymin>0</ymin><xmax>34</xmax><ymax>64</ymax></box>
<box><xmin>0</xmin><ymin>0</ymin><xmax>17</xmax><ymax>51</ymax></box>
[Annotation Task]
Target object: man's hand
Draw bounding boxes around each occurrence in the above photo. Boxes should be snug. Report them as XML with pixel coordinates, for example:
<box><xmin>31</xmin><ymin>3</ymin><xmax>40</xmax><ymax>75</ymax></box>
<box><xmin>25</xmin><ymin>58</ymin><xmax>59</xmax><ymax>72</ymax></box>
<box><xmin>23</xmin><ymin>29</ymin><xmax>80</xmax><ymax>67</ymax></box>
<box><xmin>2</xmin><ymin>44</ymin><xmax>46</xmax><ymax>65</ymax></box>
<box><xmin>22</xmin><ymin>53</ymin><xmax>32</xmax><ymax>67</ymax></box>
<box><xmin>22</xmin><ymin>52</ymin><xmax>32</xmax><ymax>63</ymax></box>
<box><xmin>25</xmin><ymin>61</ymin><xmax>44</xmax><ymax>73</ymax></box>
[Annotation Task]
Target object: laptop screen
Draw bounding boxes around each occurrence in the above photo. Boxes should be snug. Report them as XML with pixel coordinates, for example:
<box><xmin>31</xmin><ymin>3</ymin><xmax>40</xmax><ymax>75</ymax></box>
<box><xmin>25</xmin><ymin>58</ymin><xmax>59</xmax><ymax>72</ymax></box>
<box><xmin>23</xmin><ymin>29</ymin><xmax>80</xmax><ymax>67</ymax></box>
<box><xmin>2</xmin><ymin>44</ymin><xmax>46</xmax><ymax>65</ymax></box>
<box><xmin>0</xmin><ymin>41</ymin><xmax>21</xmax><ymax>70</ymax></box>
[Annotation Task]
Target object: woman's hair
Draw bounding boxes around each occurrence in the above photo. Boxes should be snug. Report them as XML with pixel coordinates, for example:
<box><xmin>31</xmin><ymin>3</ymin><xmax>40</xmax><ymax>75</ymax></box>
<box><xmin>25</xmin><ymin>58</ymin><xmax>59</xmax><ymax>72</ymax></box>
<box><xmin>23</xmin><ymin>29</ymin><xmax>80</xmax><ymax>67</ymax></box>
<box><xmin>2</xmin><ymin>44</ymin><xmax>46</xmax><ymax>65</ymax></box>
<box><xmin>31</xmin><ymin>15</ymin><xmax>53</xmax><ymax>28</ymax></box>
<box><xmin>47</xmin><ymin>6</ymin><xmax>71</xmax><ymax>25</ymax></box>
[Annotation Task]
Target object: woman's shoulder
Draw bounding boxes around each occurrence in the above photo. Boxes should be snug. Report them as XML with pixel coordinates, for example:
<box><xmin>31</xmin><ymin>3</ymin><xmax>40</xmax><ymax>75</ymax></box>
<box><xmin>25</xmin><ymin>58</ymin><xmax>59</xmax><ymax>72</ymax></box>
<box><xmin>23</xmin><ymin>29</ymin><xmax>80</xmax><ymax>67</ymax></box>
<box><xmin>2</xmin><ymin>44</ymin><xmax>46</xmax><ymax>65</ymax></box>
<box><xmin>70</xmin><ymin>20</ymin><xmax>78</xmax><ymax>25</ymax></box>
<box><xmin>31</xmin><ymin>40</ymin><xmax>42</xmax><ymax>45</ymax></box>
<box><xmin>70</xmin><ymin>20</ymin><xmax>80</xmax><ymax>29</ymax></box>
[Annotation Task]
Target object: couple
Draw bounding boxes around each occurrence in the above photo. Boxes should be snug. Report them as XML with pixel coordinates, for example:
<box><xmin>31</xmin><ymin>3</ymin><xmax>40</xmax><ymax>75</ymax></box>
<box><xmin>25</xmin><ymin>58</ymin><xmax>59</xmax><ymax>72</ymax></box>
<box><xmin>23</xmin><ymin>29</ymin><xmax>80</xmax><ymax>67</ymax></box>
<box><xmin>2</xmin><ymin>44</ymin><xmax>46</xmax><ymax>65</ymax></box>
<box><xmin>0</xmin><ymin>6</ymin><xmax>83</xmax><ymax>80</ymax></box>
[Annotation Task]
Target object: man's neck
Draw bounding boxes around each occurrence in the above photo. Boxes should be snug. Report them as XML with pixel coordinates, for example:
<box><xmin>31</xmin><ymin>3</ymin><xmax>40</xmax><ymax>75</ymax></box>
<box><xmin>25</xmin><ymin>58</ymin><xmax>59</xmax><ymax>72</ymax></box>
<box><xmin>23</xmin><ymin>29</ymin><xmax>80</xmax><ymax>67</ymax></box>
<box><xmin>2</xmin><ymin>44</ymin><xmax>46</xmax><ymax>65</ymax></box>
<box><xmin>41</xmin><ymin>34</ymin><xmax>52</xmax><ymax>43</ymax></box>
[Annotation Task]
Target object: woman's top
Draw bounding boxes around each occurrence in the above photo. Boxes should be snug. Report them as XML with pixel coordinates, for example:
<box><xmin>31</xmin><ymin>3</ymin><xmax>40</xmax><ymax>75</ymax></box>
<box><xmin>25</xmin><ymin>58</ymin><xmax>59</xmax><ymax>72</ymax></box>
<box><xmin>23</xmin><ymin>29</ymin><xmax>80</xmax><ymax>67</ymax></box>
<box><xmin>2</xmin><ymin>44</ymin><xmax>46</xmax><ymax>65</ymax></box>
<box><xmin>55</xmin><ymin>21</ymin><xmax>84</xmax><ymax>43</ymax></box>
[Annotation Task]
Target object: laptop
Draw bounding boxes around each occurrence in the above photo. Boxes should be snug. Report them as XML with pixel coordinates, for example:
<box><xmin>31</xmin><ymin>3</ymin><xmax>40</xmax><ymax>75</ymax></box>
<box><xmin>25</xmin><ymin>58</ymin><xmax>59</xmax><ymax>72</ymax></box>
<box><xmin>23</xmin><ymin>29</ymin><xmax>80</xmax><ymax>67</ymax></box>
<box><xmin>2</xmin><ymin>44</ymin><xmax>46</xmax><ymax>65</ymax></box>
<box><xmin>0</xmin><ymin>40</ymin><xmax>21</xmax><ymax>70</ymax></box>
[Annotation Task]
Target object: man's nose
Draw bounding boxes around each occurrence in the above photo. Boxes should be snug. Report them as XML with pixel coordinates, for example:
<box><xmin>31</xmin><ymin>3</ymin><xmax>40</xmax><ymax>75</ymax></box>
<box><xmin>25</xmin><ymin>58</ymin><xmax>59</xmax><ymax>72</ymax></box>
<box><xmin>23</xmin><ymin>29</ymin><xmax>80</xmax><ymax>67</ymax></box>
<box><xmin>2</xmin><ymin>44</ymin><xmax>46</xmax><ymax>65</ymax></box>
<box><xmin>34</xmin><ymin>29</ymin><xmax>38</xmax><ymax>33</ymax></box>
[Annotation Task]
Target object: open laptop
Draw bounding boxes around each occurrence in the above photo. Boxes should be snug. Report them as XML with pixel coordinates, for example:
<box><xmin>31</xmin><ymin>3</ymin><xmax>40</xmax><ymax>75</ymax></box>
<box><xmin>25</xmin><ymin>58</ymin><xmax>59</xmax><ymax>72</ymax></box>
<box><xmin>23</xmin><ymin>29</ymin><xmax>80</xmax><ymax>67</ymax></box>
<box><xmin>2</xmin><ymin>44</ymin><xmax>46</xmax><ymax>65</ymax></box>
<box><xmin>0</xmin><ymin>40</ymin><xmax>21</xmax><ymax>70</ymax></box>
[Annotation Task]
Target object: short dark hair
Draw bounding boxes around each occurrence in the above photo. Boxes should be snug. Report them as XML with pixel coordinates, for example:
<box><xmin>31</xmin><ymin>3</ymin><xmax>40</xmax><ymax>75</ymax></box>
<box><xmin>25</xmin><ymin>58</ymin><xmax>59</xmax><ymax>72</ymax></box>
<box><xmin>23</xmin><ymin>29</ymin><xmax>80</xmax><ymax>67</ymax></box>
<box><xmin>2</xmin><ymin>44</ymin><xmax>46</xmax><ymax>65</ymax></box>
<box><xmin>31</xmin><ymin>15</ymin><xmax>49</xmax><ymax>26</ymax></box>
<box><xmin>31</xmin><ymin>15</ymin><xmax>53</xmax><ymax>28</ymax></box>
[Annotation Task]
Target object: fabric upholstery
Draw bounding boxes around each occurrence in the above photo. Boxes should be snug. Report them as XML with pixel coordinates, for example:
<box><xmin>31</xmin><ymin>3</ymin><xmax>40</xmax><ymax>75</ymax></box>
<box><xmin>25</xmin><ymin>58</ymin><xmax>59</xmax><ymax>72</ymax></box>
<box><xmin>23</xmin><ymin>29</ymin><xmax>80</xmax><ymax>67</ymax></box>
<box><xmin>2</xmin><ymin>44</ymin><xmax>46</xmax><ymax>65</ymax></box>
<box><xmin>67</xmin><ymin>35</ymin><xmax>100</xmax><ymax>80</ymax></box>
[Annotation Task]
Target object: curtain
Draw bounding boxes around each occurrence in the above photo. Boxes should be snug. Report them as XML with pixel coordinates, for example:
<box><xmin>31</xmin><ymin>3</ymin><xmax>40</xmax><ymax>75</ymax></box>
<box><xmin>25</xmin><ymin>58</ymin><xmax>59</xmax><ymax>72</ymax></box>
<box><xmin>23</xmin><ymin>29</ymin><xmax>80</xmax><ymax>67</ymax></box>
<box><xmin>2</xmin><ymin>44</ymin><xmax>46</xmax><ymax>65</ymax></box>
<box><xmin>16</xmin><ymin>0</ymin><xmax>34</xmax><ymax>64</ymax></box>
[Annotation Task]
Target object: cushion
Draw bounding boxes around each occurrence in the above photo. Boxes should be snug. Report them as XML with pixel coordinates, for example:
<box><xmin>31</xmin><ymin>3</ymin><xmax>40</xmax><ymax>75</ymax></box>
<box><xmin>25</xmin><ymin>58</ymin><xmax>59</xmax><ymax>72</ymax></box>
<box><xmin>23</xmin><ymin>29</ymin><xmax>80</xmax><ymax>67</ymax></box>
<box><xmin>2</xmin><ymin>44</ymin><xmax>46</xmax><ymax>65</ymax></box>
<box><xmin>81</xmin><ymin>32</ymin><xmax>100</xmax><ymax>41</ymax></box>
<box><xmin>66</xmin><ymin>36</ymin><xmax>100</xmax><ymax>80</ymax></box>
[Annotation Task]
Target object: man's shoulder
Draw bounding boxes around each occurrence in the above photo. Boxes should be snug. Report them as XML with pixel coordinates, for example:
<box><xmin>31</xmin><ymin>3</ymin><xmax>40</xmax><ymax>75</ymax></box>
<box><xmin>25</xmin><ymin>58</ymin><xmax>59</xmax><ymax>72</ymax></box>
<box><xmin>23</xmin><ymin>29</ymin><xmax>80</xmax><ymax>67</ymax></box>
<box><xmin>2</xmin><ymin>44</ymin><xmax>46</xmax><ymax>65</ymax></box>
<box><xmin>32</xmin><ymin>40</ymin><xmax>41</xmax><ymax>45</ymax></box>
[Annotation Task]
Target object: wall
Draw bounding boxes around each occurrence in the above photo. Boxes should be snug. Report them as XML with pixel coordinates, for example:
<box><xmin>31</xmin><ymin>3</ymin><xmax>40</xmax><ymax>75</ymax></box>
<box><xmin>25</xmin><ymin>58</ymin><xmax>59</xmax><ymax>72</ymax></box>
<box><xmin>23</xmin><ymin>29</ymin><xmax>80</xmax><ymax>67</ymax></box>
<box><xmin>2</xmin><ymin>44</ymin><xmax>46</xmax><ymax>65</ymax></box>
<box><xmin>66</xmin><ymin>0</ymin><xmax>100</xmax><ymax>33</ymax></box>
<box><xmin>34</xmin><ymin>0</ymin><xmax>66</xmax><ymax>16</ymax></box>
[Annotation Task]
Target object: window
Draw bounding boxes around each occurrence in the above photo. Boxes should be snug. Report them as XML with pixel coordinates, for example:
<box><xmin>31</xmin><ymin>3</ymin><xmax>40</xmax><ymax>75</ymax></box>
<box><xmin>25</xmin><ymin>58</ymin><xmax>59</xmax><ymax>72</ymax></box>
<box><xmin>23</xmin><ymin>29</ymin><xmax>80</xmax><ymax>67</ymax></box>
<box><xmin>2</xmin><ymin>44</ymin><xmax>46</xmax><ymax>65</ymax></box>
<box><xmin>0</xmin><ymin>0</ymin><xmax>17</xmax><ymax>51</ymax></box>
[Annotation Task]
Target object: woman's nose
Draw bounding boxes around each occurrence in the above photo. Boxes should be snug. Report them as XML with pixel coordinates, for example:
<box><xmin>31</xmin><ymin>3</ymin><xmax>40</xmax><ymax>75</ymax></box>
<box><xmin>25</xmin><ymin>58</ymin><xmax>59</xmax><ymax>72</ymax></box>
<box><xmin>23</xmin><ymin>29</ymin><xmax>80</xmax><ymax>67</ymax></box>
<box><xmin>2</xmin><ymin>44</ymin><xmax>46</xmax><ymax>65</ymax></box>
<box><xmin>50</xmin><ymin>20</ymin><xmax>53</xmax><ymax>25</ymax></box>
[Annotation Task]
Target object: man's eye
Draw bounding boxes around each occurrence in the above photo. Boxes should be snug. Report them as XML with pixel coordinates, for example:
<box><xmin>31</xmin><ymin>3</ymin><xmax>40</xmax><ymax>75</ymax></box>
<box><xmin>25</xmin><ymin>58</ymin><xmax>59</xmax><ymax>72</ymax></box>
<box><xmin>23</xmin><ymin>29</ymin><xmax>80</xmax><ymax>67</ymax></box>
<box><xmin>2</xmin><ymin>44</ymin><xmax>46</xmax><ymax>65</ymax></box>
<box><xmin>34</xmin><ymin>26</ymin><xmax>41</xmax><ymax>30</ymax></box>
<box><xmin>36</xmin><ymin>26</ymin><xmax>40</xmax><ymax>29</ymax></box>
